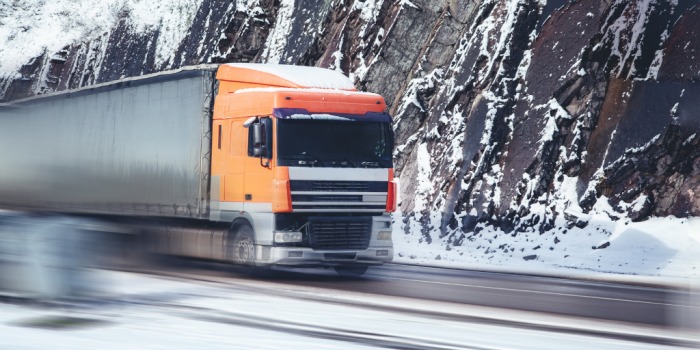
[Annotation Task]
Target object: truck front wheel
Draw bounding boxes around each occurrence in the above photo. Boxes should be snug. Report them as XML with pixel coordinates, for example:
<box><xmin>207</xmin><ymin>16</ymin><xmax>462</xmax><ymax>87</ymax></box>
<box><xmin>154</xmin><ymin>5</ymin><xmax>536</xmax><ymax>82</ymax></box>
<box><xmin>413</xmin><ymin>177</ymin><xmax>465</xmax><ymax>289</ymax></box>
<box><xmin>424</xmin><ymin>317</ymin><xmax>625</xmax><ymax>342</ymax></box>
<box><xmin>230</xmin><ymin>225</ymin><xmax>256</xmax><ymax>274</ymax></box>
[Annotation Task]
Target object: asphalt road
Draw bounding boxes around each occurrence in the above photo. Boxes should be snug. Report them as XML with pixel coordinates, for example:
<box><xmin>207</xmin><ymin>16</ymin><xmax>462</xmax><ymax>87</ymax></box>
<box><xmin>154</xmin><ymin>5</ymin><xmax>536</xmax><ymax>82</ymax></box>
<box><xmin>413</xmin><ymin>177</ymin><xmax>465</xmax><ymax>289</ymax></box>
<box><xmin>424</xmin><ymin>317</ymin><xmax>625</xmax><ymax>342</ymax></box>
<box><xmin>150</xmin><ymin>260</ymin><xmax>697</xmax><ymax>328</ymax></box>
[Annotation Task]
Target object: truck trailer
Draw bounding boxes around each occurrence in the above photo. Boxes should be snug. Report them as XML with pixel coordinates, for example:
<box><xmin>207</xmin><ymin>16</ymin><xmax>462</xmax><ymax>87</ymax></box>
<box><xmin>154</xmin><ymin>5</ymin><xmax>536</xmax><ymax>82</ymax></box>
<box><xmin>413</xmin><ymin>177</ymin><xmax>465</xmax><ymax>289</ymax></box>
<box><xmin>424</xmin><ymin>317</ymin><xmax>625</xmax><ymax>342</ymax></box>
<box><xmin>0</xmin><ymin>64</ymin><xmax>396</xmax><ymax>276</ymax></box>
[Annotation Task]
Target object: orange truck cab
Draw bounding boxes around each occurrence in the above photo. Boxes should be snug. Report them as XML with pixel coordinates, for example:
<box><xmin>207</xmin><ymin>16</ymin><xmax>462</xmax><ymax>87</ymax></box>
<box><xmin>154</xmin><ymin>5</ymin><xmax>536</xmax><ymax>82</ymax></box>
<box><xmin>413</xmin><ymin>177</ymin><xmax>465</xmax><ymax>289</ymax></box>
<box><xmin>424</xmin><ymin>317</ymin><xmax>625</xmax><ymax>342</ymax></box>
<box><xmin>210</xmin><ymin>64</ymin><xmax>396</xmax><ymax>273</ymax></box>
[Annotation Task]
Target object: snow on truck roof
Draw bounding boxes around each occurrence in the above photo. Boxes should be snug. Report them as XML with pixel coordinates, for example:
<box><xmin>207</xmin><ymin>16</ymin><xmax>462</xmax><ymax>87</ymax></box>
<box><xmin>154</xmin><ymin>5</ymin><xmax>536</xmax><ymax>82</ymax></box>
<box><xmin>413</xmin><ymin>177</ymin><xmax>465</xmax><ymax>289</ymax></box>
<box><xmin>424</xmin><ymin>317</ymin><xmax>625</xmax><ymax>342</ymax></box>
<box><xmin>233</xmin><ymin>87</ymin><xmax>380</xmax><ymax>97</ymax></box>
<box><xmin>218</xmin><ymin>63</ymin><xmax>357</xmax><ymax>90</ymax></box>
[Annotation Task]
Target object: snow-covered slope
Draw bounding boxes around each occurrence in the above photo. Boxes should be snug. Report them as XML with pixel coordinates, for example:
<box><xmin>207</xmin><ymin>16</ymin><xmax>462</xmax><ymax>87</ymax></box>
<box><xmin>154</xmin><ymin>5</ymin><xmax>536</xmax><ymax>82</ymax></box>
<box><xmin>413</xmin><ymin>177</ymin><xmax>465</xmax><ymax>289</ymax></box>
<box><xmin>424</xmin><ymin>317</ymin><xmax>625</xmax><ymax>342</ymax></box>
<box><xmin>393</xmin><ymin>178</ymin><xmax>700</xmax><ymax>278</ymax></box>
<box><xmin>0</xmin><ymin>0</ymin><xmax>202</xmax><ymax>95</ymax></box>
<box><xmin>2</xmin><ymin>0</ymin><xmax>699</xmax><ymax>277</ymax></box>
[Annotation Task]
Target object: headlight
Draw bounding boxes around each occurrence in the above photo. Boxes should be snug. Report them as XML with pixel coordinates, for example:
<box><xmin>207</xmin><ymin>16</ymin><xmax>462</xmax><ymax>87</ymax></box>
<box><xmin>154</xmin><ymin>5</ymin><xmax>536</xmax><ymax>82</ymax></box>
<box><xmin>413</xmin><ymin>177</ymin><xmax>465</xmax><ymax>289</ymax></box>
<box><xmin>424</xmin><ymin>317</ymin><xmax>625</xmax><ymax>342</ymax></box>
<box><xmin>377</xmin><ymin>231</ymin><xmax>392</xmax><ymax>240</ymax></box>
<box><xmin>275</xmin><ymin>231</ymin><xmax>302</xmax><ymax>243</ymax></box>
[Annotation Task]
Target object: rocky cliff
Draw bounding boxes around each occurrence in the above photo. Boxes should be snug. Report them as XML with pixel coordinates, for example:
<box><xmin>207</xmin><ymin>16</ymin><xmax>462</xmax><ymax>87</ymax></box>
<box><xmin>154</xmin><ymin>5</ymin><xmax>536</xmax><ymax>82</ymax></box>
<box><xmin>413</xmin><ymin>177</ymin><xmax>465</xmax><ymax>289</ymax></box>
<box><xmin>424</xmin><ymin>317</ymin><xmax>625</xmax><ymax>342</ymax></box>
<box><xmin>2</xmin><ymin>0</ymin><xmax>699</xmax><ymax>255</ymax></box>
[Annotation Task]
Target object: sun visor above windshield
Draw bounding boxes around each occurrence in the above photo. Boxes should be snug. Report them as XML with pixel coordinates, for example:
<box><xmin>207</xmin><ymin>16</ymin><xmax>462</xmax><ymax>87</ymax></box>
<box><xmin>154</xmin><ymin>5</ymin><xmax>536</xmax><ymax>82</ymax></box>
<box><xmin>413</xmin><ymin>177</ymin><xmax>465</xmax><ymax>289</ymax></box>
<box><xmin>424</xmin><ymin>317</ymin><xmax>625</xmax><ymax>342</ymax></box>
<box><xmin>272</xmin><ymin>108</ymin><xmax>393</xmax><ymax>123</ymax></box>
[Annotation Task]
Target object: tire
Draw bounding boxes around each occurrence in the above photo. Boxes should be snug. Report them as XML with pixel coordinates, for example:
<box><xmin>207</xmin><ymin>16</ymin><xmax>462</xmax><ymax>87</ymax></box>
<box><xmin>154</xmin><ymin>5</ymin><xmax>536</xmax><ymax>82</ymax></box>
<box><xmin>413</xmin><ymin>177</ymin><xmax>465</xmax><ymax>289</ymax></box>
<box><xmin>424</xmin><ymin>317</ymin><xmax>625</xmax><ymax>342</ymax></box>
<box><xmin>333</xmin><ymin>265</ymin><xmax>369</xmax><ymax>277</ymax></box>
<box><xmin>229</xmin><ymin>225</ymin><xmax>257</xmax><ymax>275</ymax></box>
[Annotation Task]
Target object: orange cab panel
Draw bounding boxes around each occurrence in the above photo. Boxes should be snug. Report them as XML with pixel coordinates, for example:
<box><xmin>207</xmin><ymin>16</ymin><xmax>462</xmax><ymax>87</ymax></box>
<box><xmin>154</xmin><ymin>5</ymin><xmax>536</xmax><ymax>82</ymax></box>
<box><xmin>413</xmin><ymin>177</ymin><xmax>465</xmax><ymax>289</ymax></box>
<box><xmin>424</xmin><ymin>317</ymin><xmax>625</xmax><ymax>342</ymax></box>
<box><xmin>222</xmin><ymin>90</ymin><xmax>386</xmax><ymax>120</ymax></box>
<box><xmin>243</xmin><ymin>156</ymin><xmax>273</xmax><ymax>203</ymax></box>
<box><xmin>225</xmin><ymin>120</ymin><xmax>247</xmax><ymax>173</ymax></box>
<box><xmin>223</xmin><ymin>120</ymin><xmax>247</xmax><ymax>202</ymax></box>
<box><xmin>271</xmin><ymin>166</ymin><xmax>291</xmax><ymax>212</ymax></box>
<box><xmin>224</xmin><ymin>174</ymin><xmax>245</xmax><ymax>202</ymax></box>
<box><xmin>216</xmin><ymin>65</ymin><xmax>304</xmax><ymax>89</ymax></box>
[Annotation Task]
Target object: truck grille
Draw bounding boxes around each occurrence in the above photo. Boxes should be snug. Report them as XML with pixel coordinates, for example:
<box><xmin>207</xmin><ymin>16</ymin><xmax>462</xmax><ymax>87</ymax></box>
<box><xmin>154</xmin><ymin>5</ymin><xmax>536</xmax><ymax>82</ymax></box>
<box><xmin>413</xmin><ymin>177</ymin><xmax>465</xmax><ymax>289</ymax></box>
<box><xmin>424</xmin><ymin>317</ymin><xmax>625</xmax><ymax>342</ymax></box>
<box><xmin>291</xmin><ymin>195</ymin><xmax>362</xmax><ymax>202</ymax></box>
<box><xmin>313</xmin><ymin>181</ymin><xmax>367</xmax><ymax>192</ymax></box>
<box><xmin>290</xmin><ymin>181</ymin><xmax>387</xmax><ymax>193</ymax></box>
<box><xmin>308</xmin><ymin>216</ymin><xmax>372</xmax><ymax>251</ymax></box>
<box><xmin>294</xmin><ymin>205</ymin><xmax>385</xmax><ymax>210</ymax></box>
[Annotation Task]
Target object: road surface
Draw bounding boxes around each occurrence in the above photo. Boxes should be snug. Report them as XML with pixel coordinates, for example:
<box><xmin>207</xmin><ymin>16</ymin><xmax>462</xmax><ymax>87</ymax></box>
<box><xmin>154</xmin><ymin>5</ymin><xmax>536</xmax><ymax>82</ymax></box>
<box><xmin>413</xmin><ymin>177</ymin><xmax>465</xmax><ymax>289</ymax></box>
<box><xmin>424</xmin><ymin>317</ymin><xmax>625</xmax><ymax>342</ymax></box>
<box><xmin>148</xmin><ymin>261</ymin><xmax>692</xmax><ymax>326</ymax></box>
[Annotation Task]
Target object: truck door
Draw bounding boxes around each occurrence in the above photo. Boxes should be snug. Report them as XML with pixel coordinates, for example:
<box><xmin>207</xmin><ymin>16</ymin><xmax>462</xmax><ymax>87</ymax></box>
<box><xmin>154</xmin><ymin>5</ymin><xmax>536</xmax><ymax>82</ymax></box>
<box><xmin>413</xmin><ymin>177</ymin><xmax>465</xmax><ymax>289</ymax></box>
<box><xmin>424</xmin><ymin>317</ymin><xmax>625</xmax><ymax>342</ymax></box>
<box><xmin>224</xmin><ymin>120</ymin><xmax>246</xmax><ymax>202</ymax></box>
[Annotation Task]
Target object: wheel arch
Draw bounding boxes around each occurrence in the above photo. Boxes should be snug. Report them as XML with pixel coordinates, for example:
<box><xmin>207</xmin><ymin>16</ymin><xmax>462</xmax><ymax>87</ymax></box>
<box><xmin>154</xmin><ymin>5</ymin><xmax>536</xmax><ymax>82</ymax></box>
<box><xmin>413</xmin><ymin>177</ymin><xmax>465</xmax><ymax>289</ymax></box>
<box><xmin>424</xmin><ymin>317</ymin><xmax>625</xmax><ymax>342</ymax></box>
<box><xmin>228</xmin><ymin>217</ymin><xmax>255</xmax><ymax>243</ymax></box>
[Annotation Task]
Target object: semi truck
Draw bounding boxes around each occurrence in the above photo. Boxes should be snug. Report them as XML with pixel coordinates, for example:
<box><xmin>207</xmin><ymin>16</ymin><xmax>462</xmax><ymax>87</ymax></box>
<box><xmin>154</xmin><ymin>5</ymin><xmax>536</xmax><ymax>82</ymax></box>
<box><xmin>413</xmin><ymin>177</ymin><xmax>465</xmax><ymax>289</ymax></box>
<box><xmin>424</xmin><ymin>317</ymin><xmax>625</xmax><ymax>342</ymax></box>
<box><xmin>0</xmin><ymin>64</ymin><xmax>396</xmax><ymax>277</ymax></box>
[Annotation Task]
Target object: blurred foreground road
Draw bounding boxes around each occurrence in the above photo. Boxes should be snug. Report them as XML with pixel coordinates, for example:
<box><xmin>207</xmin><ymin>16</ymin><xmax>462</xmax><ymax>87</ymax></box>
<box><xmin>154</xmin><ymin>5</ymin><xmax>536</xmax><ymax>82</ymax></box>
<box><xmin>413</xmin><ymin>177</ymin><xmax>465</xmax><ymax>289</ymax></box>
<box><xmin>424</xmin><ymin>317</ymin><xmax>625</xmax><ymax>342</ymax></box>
<box><xmin>1</xmin><ymin>264</ymin><xmax>698</xmax><ymax>350</ymax></box>
<box><xmin>4</xmin><ymin>219</ymin><xmax>698</xmax><ymax>349</ymax></box>
<box><xmin>1</xmin><ymin>221</ymin><xmax>698</xmax><ymax>350</ymax></box>
<box><xmin>152</xmin><ymin>261</ymin><xmax>695</xmax><ymax>326</ymax></box>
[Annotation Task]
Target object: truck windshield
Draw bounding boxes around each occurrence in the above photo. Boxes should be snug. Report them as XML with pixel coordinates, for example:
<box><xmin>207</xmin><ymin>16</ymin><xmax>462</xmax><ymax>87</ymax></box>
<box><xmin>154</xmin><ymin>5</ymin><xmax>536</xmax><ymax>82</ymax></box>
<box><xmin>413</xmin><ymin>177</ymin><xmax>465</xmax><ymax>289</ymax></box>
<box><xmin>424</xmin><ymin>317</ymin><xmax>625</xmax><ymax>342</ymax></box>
<box><xmin>277</xmin><ymin>119</ymin><xmax>392</xmax><ymax>166</ymax></box>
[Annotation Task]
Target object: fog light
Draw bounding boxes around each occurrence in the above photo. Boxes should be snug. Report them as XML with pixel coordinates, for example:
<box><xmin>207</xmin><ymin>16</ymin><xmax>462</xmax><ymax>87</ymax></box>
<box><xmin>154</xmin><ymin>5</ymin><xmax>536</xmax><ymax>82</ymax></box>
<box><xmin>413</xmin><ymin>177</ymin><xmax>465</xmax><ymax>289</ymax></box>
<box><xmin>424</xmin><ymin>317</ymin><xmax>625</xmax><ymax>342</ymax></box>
<box><xmin>377</xmin><ymin>231</ymin><xmax>392</xmax><ymax>240</ymax></box>
<box><xmin>376</xmin><ymin>250</ymin><xmax>389</xmax><ymax>256</ymax></box>
<box><xmin>275</xmin><ymin>231</ymin><xmax>302</xmax><ymax>243</ymax></box>
<box><xmin>288</xmin><ymin>251</ymin><xmax>303</xmax><ymax>258</ymax></box>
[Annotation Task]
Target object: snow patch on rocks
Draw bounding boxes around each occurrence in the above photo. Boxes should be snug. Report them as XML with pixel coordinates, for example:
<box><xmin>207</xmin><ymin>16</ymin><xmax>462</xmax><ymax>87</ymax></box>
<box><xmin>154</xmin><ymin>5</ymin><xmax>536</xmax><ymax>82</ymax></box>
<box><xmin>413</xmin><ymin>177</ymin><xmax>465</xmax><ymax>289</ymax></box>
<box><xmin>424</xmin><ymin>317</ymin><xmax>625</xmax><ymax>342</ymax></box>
<box><xmin>259</xmin><ymin>0</ymin><xmax>295</xmax><ymax>64</ymax></box>
<box><xmin>0</xmin><ymin>0</ymin><xmax>202</xmax><ymax>78</ymax></box>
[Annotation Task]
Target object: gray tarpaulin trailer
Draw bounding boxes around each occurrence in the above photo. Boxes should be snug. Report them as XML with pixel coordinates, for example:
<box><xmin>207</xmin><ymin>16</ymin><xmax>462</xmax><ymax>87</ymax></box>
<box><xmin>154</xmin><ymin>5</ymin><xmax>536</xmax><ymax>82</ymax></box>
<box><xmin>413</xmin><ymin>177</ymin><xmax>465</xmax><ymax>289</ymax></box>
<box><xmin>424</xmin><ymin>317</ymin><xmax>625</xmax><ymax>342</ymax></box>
<box><xmin>0</xmin><ymin>66</ymin><xmax>219</xmax><ymax>297</ymax></box>
<box><xmin>0</xmin><ymin>66</ymin><xmax>218</xmax><ymax>218</ymax></box>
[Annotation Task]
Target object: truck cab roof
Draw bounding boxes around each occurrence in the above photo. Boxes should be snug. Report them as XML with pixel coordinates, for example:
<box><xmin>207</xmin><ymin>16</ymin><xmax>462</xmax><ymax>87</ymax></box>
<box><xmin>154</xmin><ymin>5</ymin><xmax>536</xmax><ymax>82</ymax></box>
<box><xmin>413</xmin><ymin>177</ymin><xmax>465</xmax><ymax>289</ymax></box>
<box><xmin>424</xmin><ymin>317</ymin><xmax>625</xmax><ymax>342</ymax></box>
<box><xmin>214</xmin><ymin>64</ymin><xmax>388</xmax><ymax>121</ymax></box>
<box><xmin>217</xmin><ymin>63</ymin><xmax>356</xmax><ymax>90</ymax></box>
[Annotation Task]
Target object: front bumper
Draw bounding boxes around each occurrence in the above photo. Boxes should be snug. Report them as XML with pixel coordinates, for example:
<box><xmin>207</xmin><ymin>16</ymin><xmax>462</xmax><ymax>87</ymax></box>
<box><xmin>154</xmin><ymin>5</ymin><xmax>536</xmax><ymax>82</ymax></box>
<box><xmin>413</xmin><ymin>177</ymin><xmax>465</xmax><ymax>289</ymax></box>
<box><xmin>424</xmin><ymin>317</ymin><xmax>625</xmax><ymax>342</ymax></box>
<box><xmin>256</xmin><ymin>246</ymin><xmax>393</xmax><ymax>267</ymax></box>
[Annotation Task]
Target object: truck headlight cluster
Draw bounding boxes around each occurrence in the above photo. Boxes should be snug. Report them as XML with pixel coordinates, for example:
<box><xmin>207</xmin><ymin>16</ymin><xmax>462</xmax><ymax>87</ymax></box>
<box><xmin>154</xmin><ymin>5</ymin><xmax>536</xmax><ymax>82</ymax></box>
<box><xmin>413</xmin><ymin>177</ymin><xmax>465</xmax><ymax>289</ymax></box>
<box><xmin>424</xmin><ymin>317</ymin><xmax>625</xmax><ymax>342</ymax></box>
<box><xmin>275</xmin><ymin>231</ymin><xmax>302</xmax><ymax>243</ymax></box>
<box><xmin>377</xmin><ymin>231</ymin><xmax>392</xmax><ymax>240</ymax></box>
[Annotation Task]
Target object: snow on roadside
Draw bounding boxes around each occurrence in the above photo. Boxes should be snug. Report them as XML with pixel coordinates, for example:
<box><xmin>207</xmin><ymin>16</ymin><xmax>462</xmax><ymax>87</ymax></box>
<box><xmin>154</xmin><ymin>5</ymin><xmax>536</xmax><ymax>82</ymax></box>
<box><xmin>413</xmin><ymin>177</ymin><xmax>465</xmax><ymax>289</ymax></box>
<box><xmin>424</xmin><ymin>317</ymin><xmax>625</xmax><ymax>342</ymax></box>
<box><xmin>393</xmin><ymin>212</ymin><xmax>700</xmax><ymax>279</ymax></box>
<box><xmin>393</xmin><ymin>174</ymin><xmax>700</xmax><ymax>279</ymax></box>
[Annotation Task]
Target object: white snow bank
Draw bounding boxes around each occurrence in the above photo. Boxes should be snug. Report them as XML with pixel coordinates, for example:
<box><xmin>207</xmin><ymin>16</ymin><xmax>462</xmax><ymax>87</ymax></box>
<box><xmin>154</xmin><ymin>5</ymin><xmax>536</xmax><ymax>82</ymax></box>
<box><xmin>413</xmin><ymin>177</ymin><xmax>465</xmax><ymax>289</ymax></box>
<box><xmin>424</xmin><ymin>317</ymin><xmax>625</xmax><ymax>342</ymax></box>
<box><xmin>226</xmin><ymin>63</ymin><xmax>357</xmax><ymax>90</ymax></box>
<box><xmin>393</xmin><ymin>197</ymin><xmax>700</xmax><ymax>280</ymax></box>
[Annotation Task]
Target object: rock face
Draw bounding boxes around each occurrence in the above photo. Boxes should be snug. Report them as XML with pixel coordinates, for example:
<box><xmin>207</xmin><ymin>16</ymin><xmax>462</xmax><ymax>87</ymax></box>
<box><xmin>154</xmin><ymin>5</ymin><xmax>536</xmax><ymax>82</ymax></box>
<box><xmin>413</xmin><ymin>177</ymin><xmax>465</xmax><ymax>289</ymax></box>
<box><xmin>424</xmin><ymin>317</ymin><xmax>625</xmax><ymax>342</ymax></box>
<box><xmin>2</xmin><ymin>0</ymin><xmax>699</xmax><ymax>248</ymax></box>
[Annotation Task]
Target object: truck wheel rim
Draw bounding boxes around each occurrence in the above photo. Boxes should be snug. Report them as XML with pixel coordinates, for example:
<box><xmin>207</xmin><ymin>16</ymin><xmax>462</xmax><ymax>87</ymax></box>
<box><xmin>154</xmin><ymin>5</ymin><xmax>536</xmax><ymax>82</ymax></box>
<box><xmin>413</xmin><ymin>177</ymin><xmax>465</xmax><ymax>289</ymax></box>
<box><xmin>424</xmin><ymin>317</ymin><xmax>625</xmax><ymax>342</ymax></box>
<box><xmin>236</xmin><ymin>236</ymin><xmax>252</xmax><ymax>265</ymax></box>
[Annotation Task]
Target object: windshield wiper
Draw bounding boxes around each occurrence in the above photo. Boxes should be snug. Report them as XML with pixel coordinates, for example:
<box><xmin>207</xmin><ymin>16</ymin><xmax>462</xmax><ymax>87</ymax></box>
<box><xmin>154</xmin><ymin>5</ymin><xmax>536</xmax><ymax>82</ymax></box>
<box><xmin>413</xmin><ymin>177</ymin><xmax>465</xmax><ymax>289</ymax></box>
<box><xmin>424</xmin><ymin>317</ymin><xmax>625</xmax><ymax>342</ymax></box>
<box><xmin>341</xmin><ymin>157</ymin><xmax>358</xmax><ymax>167</ymax></box>
<box><xmin>361</xmin><ymin>155</ymin><xmax>385</xmax><ymax>168</ymax></box>
<box><xmin>310</xmin><ymin>156</ymin><xmax>327</xmax><ymax>167</ymax></box>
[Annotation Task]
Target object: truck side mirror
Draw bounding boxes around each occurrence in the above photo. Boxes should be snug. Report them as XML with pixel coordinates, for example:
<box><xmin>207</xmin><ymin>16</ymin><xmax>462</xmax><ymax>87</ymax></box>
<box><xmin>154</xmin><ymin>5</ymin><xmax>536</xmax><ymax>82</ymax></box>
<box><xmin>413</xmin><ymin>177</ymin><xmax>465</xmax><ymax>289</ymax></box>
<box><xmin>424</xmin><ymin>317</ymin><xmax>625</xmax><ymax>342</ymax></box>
<box><xmin>246</xmin><ymin>117</ymin><xmax>271</xmax><ymax>168</ymax></box>
<box><xmin>253</xmin><ymin>146</ymin><xmax>266</xmax><ymax>157</ymax></box>
<box><xmin>253</xmin><ymin>123</ymin><xmax>264</xmax><ymax>146</ymax></box>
